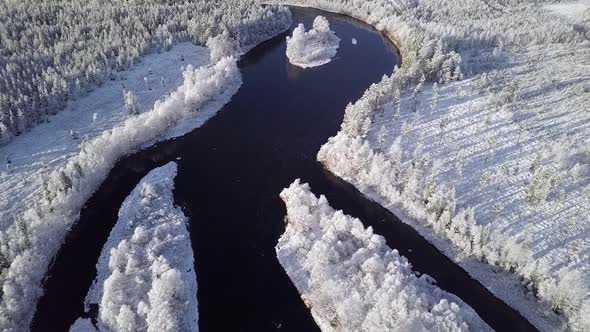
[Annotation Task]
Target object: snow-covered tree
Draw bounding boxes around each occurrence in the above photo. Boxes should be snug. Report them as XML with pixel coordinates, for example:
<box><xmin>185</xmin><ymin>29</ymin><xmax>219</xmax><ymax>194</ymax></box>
<box><xmin>431</xmin><ymin>82</ymin><xmax>439</xmax><ymax>111</ymax></box>
<box><xmin>207</xmin><ymin>32</ymin><xmax>237</xmax><ymax>63</ymax></box>
<box><xmin>123</xmin><ymin>90</ymin><xmax>140</xmax><ymax>115</ymax></box>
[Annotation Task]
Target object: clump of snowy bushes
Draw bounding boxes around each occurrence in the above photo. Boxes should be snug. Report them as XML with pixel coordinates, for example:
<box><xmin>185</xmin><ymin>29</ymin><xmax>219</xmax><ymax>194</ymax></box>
<box><xmin>70</xmin><ymin>162</ymin><xmax>198</xmax><ymax>332</ymax></box>
<box><xmin>0</xmin><ymin>56</ymin><xmax>240</xmax><ymax>331</ymax></box>
<box><xmin>277</xmin><ymin>179</ymin><xmax>491</xmax><ymax>331</ymax></box>
<box><xmin>286</xmin><ymin>16</ymin><xmax>341</xmax><ymax>68</ymax></box>
<box><xmin>0</xmin><ymin>0</ymin><xmax>292</xmax><ymax>145</ymax></box>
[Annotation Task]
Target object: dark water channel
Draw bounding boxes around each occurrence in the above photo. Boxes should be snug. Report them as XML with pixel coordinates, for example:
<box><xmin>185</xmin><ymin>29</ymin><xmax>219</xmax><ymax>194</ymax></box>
<box><xmin>32</xmin><ymin>7</ymin><xmax>536</xmax><ymax>332</ymax></box>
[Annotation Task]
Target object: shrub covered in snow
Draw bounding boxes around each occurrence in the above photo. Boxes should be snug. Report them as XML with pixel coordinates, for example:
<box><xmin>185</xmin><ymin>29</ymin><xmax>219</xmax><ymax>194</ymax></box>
<box><xmin>286</xmin><ymin>16</ymin><xmax>341</xmax><ymax>68</ymax></box>
<box><xmin>70</xmin><ymin>162</ymin><xmax>198</xmax><ymax>332</ymax></box>
<box><xmin>277</xmin><ymin>179</ymin><xmax>491</xmax><ymax>331</ymax></box>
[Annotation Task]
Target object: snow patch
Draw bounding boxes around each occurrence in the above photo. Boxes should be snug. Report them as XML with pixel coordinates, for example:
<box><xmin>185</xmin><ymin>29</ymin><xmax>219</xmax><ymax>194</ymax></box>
<box><xmin>545</xmin><ymin>1</ymin><xmax>590</xmax><ymax>20</ymax></box>
<box><xmin>70</xmin><ymin>318</ymin><xmax>97</xmax><ymax>332</ymax></box>
<box><xmin>286</xmin><ymin>16</ymin><xmax>340</xmax><ymax>68</ymax></box>
<box><xmin>277</xmin><ymin>179</ymin><xmax>491</xmax><ymax>332</ymax></box>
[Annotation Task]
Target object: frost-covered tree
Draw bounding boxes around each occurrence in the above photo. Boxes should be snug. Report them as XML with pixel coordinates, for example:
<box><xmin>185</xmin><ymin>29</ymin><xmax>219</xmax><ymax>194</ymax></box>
<box><xmin>144</xmin><ymin>77</ymin><xmax>151</xmax><ymax>91</ymax></box>
<box><xmin>377</xmin><ymin>125</ymin><xmax>387</xmax><ymax>150</ymax></box>
<box><xmin>207</xmin><ymin>32</ymin><xmax>237</xmax><ymax>63</ymax></box>
<box><xmin>123</xmin><ymin>90</ymin><xmax>140</xmax><ymax>115</ymax></box>
<box><xmin>431</xmin><ymin>82</ymin><xmax>439</xmax><ymax>111</ymax></box>
<box><xmin>526</xmin><ymin>170</ymin><xmax>555</xmax><ymax>207</ymax></box>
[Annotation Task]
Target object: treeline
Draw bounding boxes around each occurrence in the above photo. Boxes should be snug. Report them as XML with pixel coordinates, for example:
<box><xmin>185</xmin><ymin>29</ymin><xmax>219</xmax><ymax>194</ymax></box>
<box><xmin>0</xmin><ymin>0</ymin><xmax>291</xmax><ymax>145</ymax></box>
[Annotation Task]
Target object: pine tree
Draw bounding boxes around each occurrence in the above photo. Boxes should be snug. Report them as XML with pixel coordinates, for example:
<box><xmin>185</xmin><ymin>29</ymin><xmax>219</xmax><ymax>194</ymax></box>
<box><xmin>431</xmin><ymin>82</ymin><xmax>439</xmax><ymax>112</ymax></box>
<box><xmin>123</xmin><ymin>90</ymin><xmax>140</xmax><ymax>115</ymax></box>
<box><xmin>377</xmin><ymin>125</ymin><xmax>387</xmax><ymax>150</ymax></box>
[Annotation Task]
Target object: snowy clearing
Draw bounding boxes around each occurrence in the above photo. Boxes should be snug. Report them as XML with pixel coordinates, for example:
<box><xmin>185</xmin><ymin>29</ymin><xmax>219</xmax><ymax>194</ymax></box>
<box><xmin>70</xmin><ymin>162</ymin><xmax>197</xmax><ymax>332</ymax></box>
<box><xmin>277</xmin><ymin>179</ymin><xmax>491</xmax><ymax>331</ymax></box>
<box><xmin>286</xmin><ymin>16</ymin><xmax>341</xmax><ymax>68</ymax></box>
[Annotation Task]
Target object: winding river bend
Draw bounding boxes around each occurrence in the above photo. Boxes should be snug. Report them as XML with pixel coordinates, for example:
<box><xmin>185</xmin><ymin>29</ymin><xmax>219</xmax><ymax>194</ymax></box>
<box><xmin>33</xmin><ymin>7</ymin><xmax>536</xmax><ymax>332</ymax></box>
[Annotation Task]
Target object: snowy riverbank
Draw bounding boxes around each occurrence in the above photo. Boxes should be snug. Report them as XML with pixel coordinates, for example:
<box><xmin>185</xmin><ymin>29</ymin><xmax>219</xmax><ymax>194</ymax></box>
<box><xmin>277</xmin><ymin>180</ymin><xmax>491</xmax><ymax>331</ymax></box>
<box><xmin>70</xmin><ymin>162</ymin><xmax>197</xmax><ymax>332</ymax></box>
<box><xmin>286</xmin><ymin>16</ymin><xmax>340</xmax><ymax>68</ymax></box>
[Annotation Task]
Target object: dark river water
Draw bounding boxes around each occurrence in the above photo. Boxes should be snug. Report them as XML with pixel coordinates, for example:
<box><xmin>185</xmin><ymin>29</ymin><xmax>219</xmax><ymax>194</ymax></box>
<box><xmin>32</xmin><ymin>7</ymin><xmax>537</xmax><ymax>332</ymax></box>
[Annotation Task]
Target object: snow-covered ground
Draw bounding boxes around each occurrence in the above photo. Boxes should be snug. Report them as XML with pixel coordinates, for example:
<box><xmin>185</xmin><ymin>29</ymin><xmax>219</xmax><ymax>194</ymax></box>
<box><xmin>268</xmin><ymin>0</ymin><xmax>590</xmax><ymax>330</ymax></box>
<box><xmin>286</xmin><ymin>16</ymin><xmax>340</xmax><ymax>68</ymax></box>
<box><xmin>277</xmin><ymin>180</ymin><xmax>491</xmax><ymax>331</ymax></box>
<box><xmin>545</xmin><ymin>1</ymin><xmax>590</xmax><ymax>20</ymax></box>
<box><xmin>70</xmin><ymin>162</ymin><xmax>197</xmax><ymax>332</ymax></box>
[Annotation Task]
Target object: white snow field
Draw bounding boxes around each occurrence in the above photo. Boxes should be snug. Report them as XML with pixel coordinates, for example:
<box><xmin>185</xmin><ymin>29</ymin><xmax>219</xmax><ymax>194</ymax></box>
<box><xmin>286</xmin><ymin>16</ymin><xmax>341</xmax><ymax>68</ymax></box>
<box><xmin>269</xmin><ymin>0</ymin><xmax>590</xmax><ymax>330</ymax></box>
<box><xmin>277</xmin><ymin>180</ymin><xmax>491</xmax><ymax>331</ymax></box>
<box><xmin>70</xmin><ymin>162</ymin><xmax>197</xmax><ymax>332</ymax></box>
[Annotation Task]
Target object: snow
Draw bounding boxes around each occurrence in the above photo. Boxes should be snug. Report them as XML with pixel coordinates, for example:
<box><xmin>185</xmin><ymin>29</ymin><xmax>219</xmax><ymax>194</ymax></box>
<box><xmin>70</xmin><ymin>318</ymin><xmax>97</xmax><ymax>332</ymax></box>
<box><xmin>70</xmin><ymin>162</ymin><xmax>197</xmax><ymax>332</ymax></box>
<box><xmin>286</xmin><ymin>16</ymin><xmax>341</xmax><ymax>68</ymax></box>
<box><xmin>351</xmin><ymin>38</ymin><xmax>357</xmax><ymax>45</ymax></box>
<box><xmin>277</xmin><ymin>179</ymin><xmax>491</xmax><ymax>331</ymax></box>
<box><xmin>545</xmin><ymin>1</ymin><xmax>590</xmax><ymax>20</ymax></box>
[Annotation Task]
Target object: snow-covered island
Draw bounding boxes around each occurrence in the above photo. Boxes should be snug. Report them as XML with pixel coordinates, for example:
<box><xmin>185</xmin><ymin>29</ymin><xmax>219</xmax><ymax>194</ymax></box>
<box><xmin>70</xmin><ymin>162</ymin><xmax>198</xmax><ymax>332</ymax></box>
<box><xmin>286</xmin><ymin>16</ymin><xmax>341</xmax><ymax>68</ymax></box>
<box><xmin>277</xmin><ymin>180</ymin><xmax>491</xmax><ymax>331</ymax></box>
